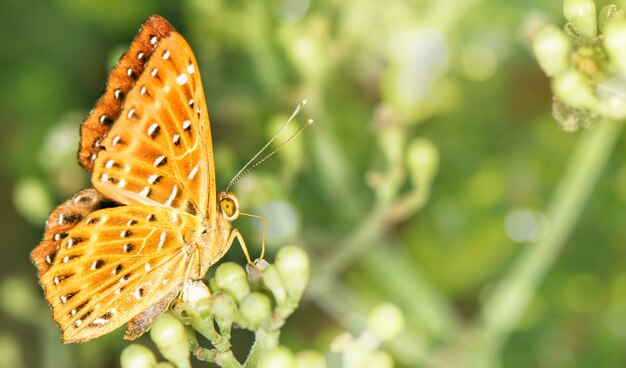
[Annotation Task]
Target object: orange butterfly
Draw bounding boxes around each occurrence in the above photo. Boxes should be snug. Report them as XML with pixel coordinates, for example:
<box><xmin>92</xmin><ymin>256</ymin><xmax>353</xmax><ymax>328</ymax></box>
<box><xmin>31</xmin><ymin>15</ymin><xmax>255</xmax><ymax>343</ymax></box>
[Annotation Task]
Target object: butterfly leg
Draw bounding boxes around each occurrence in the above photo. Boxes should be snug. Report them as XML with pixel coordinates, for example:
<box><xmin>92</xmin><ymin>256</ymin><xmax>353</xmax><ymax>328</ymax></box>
<box><xmin>227</xmin><ymin>229</ymin><xmax>264</xmax><ymax>271</ymax></box>
<box><xmin>177</xmin><ymin>249</ymin><xmax>200</xmax><ymax>304</ymax></box>
<box><xmin>237</xmin><ymin>212</ymin><xmax>268</xmax><ymax>261</ymax></box>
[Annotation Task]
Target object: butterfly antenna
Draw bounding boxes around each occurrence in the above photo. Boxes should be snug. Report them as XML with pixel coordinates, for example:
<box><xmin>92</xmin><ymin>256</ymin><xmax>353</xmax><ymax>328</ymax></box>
<box><xmin>226</xmin><ymin>100</ymin><xmax>312</xmax><ymax>192</ymax></box>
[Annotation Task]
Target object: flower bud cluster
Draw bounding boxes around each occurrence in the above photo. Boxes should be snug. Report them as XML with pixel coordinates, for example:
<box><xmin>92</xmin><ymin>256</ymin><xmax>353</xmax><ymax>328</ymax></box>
<box><xmin>122</xmin><ymin>246</ymin><xmax>311</xmax><ymax>368</ymax></box>
<box><xmin>533</xmin><ymin>0</ymin><xmax>626</xmax><ymax>130</ymax></box>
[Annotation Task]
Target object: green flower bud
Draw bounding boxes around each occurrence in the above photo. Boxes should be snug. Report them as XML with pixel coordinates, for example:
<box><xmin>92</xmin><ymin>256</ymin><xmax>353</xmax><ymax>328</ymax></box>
<box><xmin>274</xmin><ymin>246</ymin><xmax>310</xmax><ymax>300</ymax></box>
<box><xmin>563</xmin><ymin>0</ymin><xmax>597</xmax><ymax>38</ymax></box>
<box><xmin>207</xmin><ymin>291</ymin><xmax>238</xmax><ymax>322</ymax></box>
<box><xmin>120</xmin><ymin>344</ymin><xmax>157</xmax><ymax>368</ymax></box>
<box><xmin>367</xmin><ymin>303</ymin><xmax>405</xmax><ymax>341</ymax></box>
<box><xmin>364</xmin><ymin>351</ymin><xmax>394</xmax><ymax>368</ymax></box>
<box><xmin>247</xmin><ymin>259</ymin><xmax>270</xmax><ymax>288</ymax></box>
<box><xmin>238</xmin><ymin>292</ymin><xmax>273</xmax><ymax>329</ymax></box>
<box><xmin>295</xmin><ymin>350</ymin><xmax>327</xmax><ymax>368</ymax></box>
<box><xmin>596</xmin><ymin>76</ymin><xmax>626</xmax><ymax>119</ymax></box>
<box><xmin>599</xmin><ymin>4</ymin><xmax>625</xmax><ymax>33</ymax></box>
<box><xmin>604</xmin><ymin>19</ymin><xmax>626</xmax><ymax>75</ymax></box>
<box><xmin>406</xmin><ymin>138</ymin><xmax>439</xmax><ymax>193</ymax></box>
<box><xmin>551</xmin><ymin>68</ymin><xmax>598</xmax><ymax>110</ymax></box>
<box><xmin>533</xmin><ymin>24</ymin><xmax>572</xmax><ymax>77</ymax></box>
<box><xmin>155</xmin><ymin>363</ymin><xmax>175</xmax><ymax>368</ymax></box>
<box><xmin>259</xmin><ymin>346</ymin><xmax>297</xmax><ymax>368</ymax></box>
<box><xmin>149</xmin><ymin>313</ymin><xmax>191</xmax><ymax>368</ymax></box>
<box><xmin>215</xmin><ymin>262</ymin><xmax>251</xmax><ymax>302</ymax></box>
<box><xmin>262</xmin><ymin>265</ymin><xmax>288</xmax><ymax>306</ymax></box>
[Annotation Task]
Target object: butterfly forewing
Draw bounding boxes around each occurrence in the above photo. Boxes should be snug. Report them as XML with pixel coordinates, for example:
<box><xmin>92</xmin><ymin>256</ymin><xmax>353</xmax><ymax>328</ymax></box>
<box><xmin>38</xmin><ymin>205</ymin><xmax>203</xmax><ymax>343</ymax></box>
<box><xmin>79</xmin><ymin>16</ymin><xmax>174</xmax><ymax>172</ymax></box>
<box><xmin>91</xmin><ymin>32</ymin><xmax>215</xmax><ymax>219</ymax></box>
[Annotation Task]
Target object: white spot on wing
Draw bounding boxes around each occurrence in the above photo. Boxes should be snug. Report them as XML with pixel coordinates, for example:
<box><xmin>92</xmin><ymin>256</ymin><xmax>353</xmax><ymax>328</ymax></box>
<box><xmin>157</xmin><ymin>231</ymin><xmax>166</xmax><ymax>251</ymax></box>
<box><xmin>163</xmin><ymin>50</ymin><xmax>170</xmax><ymax>59</ymax></box>
<box><xmin>139</xmin><ymin>187</ymin><xmax>151</xmax><ymax>197</ymax></box>
<box><xmin>151</xmin><ymin>67</ymin><xmax>158</xmax><ymax>77</ymax></box>
<box><xmin>145</xmin><ymin>262</ymin><xmax>152</xmax><ymax>272</ymax></box>
<box><xmin>187</xmin><ymin>64</ymin><xmax>195</xmax><ymax>74</ymax></box>
<box><xmin>118</xmin><ymin>179</ymin><xmax>126</xmax><ymax>188</ymax></box>
<box><xmin>92</xmin><ymin>318</ymin><xmax>108</xmax><ymax>325</ymax></box>
<box><xmin>154</xmin><ymin>156</ymin><xmax>166</xmax><ymax>167</ymax></box>
<box><xmin>148</xmin><ymin>123</ymin><xmax>159</xmax><ymax>136</ymax></box>
<box><xmin>105</xmin><ymin>159</ymin><xmax>115</xmax><ymax>169</ymax></box>
<box><xmin>188</xmin><ymin>163</ymin><xmax>199</xmax><ymax>180</ymax></box>
<box><xmin>176</xmin><ymin>73</ymin><xmax>188</xmax><ymax>85</ymax></box>
<box><xmin>182</xmin><ymin>120</ymin><xmax>191</xmax><ymax>130</ymax></box>
<box><xmin>164</xmin><ymin>185</ymin><xmax>178</xmax><ymax>207</ymax></box>
<box><xmin>148</xmin><ymin>174</ymin><xmax>160</xmax><ymax>184</ymax></box>
<box><xmin>173</xmin><ymin>134</ymin><xmax>180</xmax><ymax>144</ymax></box>
<box><xmin>112</xmin><ymin>135</ymin><xmax>122</xmax><ymax>145</ymax></box>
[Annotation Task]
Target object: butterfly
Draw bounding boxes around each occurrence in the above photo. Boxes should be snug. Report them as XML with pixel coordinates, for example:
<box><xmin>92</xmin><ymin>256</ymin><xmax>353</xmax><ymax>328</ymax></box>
<box><xmin>31</xmin><ymin>15</ymin><xmax>252</xmax><ymax>343</ymax></box>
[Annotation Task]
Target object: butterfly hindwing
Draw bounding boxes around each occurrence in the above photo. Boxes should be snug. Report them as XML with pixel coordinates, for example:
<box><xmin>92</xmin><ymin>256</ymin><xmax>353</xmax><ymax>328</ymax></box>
<box><xmin>38</xmin><ymin>205</ymin><xmax>203</xmax><ymax>343</ymax></box>
<box><xmin>31</xmin><ymin>189</ymin><xmax>118</xmax><ymax>276</ymax></box>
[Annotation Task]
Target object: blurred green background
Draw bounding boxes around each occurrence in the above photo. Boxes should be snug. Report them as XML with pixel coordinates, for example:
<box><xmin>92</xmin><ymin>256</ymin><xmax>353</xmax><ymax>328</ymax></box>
<box><xmin>2</xmin><ymin>0</ymin><xmax>626</xmax><ymax>367</ymax></box>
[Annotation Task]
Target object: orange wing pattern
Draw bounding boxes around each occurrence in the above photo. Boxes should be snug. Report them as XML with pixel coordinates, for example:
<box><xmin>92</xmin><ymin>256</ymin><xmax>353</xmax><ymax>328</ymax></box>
<box><xmin>91</xmin><ymin>32</ymin><xmax>215</xmax><ymax>218</ymax></box>
<box><xmin>78</xmin><ymin>16</ymin><xmax>174</xmax><ymax>172</ymax></box>
<box><xmin>32</xmin><ymin>189</ymin><xmax>117</xmax><ymax>277</ymax></box>
<box><xmin>38</xmin><ymin>205</ymin><xmax>202</xmax><ymax>343</ymax></box>
<box><xmin>32</xmin><ymin>15</ymin><xmax>236</xmax><ymax>344</ymax></box>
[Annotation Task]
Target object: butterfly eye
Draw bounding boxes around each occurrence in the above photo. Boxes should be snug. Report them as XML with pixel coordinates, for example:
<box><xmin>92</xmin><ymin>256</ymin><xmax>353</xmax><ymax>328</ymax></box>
<box><xmin>219</xmin><ymin>195</ymin><xmax>239</xmax><ymax>221</ymax></box>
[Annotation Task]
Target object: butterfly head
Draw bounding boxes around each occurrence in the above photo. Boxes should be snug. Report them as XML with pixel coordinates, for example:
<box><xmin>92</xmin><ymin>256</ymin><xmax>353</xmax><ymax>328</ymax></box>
<box><xmin>218</xmin><ymin>192</ymin><xmax>240</xmax><ymax>221</ymax></box>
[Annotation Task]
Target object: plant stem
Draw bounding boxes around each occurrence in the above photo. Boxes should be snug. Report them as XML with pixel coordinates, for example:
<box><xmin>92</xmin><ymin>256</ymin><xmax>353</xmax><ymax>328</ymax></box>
<box><xmin>244</xmin><ymin>328</ymin><xmax>280</xmax><ymax>367</ymax></box>
<box><xmin>476</xmin><ymin>119</ymin><xmax>622</xmax><ymax>366</ymax></box>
